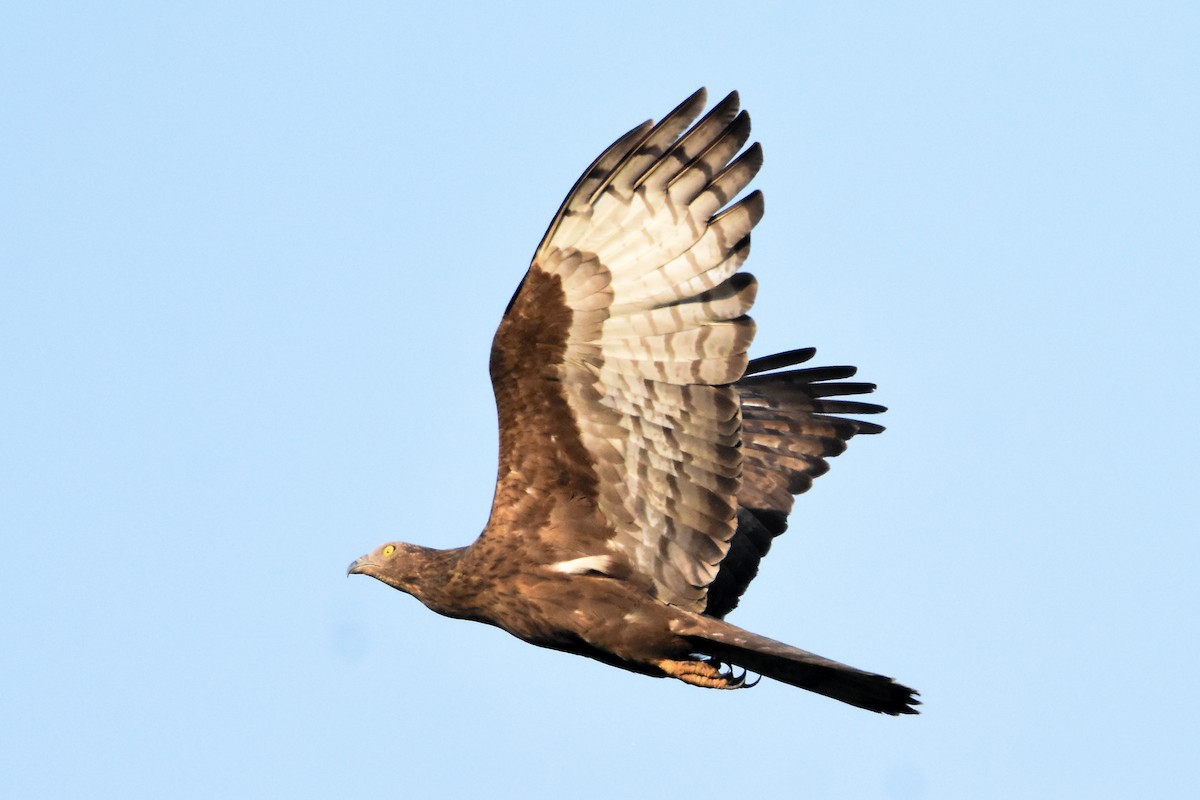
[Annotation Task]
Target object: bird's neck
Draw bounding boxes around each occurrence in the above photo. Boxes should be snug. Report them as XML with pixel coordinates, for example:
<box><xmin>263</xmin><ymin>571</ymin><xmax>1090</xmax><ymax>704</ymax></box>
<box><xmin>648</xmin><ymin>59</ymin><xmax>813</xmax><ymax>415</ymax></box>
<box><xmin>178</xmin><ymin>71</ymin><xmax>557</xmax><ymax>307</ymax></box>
<box><xmin>394</xmin><ymin>545</ymin><xmax>484</xmax><ymax>619</ymax></box>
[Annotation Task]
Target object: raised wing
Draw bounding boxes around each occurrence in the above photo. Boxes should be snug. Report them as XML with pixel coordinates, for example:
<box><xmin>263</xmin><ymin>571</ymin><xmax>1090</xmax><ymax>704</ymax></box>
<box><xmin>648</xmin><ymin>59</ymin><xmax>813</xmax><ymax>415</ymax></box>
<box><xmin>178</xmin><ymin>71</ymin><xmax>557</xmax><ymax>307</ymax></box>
<box><xmin>703</xmin><ymin>348</ymin><xmax>886</xmax><ymax>619</ymax></box>
<box><xmin>486</xmin><ymin>89</ymin><xmax>763</xmax><ymax>610</ymax></box>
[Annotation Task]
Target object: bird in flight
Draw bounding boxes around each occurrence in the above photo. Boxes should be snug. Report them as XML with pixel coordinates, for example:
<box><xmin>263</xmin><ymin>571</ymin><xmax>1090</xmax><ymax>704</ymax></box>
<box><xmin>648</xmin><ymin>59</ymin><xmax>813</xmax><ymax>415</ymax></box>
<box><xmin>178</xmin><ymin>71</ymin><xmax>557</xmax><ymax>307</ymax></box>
<box><xmin>348</xmin><ymin>89</ymin><xmax>918</xmax><ymax>714</ymax></box>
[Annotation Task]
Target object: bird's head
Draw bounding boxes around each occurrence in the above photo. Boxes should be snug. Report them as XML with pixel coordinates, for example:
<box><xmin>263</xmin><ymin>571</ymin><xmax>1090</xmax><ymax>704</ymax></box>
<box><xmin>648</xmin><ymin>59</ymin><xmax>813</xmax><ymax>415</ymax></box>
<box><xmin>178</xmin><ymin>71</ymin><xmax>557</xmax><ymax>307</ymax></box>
<box><xmin>347</xmin><ymin>541</ymin><xmax>470</xmax><ymax>617</ymax></box>
<box><xmin>347</xmin><ymin>541</ymin><xmax>426</xmax><ymax>594</ymax></box>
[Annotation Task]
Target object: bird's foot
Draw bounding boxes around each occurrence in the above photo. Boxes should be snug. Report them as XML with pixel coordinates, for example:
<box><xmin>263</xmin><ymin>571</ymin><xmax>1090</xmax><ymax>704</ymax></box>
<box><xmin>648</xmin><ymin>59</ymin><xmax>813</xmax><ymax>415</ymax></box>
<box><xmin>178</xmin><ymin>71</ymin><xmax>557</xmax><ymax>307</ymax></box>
<box><xmin>655</xmin><ymin>658</ymin><xmax>759</xmax><ymax>689</ymax></box>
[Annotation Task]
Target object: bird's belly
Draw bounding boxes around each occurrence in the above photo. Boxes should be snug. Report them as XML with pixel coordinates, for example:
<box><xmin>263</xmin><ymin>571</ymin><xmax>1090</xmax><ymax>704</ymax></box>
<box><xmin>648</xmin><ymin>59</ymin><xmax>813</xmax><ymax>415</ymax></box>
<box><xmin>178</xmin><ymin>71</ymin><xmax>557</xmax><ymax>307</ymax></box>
<box><xmin>488</xmin><ymin>573</ymin><xmax>689</xmax><ymax>669</ymax></box>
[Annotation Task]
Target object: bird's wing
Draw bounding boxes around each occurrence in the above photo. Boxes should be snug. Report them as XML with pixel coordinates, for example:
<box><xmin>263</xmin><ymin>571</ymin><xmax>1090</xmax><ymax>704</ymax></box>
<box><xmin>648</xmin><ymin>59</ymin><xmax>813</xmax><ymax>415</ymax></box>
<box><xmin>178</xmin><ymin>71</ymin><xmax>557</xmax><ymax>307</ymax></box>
<box><xmin>485</xmin><ymin>89</ymin><xmax>762</xmax><ymax>610</ymax></box>
<box><xmin>703</xmin><ymin>347</ymin><xmax>886</xmax><ymax>618</ymax></box>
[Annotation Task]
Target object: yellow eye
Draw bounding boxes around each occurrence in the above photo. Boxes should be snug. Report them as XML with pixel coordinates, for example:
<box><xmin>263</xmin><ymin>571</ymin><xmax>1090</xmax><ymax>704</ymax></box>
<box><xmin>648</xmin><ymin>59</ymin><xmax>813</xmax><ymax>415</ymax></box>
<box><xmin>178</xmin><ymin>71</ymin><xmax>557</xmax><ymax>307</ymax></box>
<box><xmin>383</xmin><ymin>545</ymin><xmax>396</xmax><ymax>557</ymax></box>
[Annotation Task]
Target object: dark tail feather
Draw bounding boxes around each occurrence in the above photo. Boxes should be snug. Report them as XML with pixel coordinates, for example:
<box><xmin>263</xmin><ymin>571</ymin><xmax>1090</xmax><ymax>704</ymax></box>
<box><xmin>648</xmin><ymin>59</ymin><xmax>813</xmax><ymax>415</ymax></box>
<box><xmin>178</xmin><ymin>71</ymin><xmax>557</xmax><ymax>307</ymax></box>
<box><xmin>677</xmin><ymin>620</ymin><xmax>920</xmax><ymax>715</ymax></box>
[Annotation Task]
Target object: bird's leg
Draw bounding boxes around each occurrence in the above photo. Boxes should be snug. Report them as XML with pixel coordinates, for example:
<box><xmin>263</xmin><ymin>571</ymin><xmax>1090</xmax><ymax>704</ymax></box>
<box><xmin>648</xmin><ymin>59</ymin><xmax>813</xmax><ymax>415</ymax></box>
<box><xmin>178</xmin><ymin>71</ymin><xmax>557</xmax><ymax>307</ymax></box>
<box><xmin>654</xmin><ymin>658</ymin><xmax>758</xmax><ymax>689</ymax></box>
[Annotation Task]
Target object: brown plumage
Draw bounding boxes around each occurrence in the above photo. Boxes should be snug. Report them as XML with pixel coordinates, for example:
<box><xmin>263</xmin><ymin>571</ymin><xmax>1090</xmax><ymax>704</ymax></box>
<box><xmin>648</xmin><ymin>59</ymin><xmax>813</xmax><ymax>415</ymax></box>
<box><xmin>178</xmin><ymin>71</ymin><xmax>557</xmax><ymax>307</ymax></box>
<box><xmin>348</xmin><ymin>89</ymin><xmax>919</xmax><ymax>715</ymax></box>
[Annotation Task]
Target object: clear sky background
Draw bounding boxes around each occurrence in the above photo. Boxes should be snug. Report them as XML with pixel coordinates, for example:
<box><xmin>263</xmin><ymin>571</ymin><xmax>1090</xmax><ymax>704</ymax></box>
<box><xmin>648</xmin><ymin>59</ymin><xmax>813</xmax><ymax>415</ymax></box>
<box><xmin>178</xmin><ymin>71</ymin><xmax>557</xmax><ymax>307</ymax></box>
<box><xmin>3</xmin><ymin>2</ymin><xmax>1197</xmax><ymax>798</ymax></box>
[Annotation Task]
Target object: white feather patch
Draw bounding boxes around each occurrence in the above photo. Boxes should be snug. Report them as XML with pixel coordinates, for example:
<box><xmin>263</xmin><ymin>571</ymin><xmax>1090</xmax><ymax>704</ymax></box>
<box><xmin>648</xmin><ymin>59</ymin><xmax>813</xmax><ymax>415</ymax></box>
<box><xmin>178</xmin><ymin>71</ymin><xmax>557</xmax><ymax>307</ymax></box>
<box><xmin>549</xmin><ymin>555</ymin><xmax>617</xmax><ymax>576</ymax></box>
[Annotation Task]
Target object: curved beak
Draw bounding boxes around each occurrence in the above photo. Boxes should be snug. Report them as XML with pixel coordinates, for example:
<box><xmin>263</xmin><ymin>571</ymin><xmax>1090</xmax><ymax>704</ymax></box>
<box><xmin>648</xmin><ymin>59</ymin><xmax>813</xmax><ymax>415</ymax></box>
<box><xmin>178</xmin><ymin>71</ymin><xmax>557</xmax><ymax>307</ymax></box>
<box><xmin>347</xmin><ymin>555</ymin><xmax>374</xmax><ymax>577</ymax></box>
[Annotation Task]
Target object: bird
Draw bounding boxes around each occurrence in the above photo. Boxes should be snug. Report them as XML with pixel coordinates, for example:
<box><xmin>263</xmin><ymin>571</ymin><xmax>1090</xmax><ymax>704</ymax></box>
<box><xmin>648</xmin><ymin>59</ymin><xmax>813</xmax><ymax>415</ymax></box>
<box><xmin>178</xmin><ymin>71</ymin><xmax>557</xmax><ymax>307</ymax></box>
<box><xmin>348</xmin><ymin>88</ymin><xmax>919</xmax><ymax>715</ymax></box>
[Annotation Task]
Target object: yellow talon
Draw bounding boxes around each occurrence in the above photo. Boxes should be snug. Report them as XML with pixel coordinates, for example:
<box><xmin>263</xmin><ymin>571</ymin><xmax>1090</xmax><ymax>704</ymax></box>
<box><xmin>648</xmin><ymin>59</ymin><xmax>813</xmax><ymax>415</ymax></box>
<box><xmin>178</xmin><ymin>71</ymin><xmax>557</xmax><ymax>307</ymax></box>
<box><xmin>655</xmin><ymin>658</ymin><xmax>750</xmax><ymax>689</ymax></box>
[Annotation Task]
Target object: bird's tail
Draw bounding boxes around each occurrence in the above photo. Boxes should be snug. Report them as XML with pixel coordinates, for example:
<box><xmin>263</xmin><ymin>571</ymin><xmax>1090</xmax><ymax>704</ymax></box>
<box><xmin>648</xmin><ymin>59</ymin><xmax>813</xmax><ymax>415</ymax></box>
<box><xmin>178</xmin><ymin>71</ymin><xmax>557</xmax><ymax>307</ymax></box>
<box><xmin>671</xmin><ymin>615</ymin><xmax>920</xmax><ymax>715</ymax></box>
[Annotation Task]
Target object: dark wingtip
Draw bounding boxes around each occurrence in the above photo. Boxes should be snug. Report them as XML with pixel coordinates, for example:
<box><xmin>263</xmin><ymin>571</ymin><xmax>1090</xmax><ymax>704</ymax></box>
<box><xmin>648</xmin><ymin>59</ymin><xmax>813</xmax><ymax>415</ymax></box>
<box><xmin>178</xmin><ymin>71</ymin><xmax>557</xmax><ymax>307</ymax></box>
<box><xmin>744</xmin><ymin>347</ymin><xmax>817</xmax><ymax>375</ymax></box>
<box><xmin>851</xmin><ymin>419</ymin><xmax>887</xmax><ymax>436</ymax></box>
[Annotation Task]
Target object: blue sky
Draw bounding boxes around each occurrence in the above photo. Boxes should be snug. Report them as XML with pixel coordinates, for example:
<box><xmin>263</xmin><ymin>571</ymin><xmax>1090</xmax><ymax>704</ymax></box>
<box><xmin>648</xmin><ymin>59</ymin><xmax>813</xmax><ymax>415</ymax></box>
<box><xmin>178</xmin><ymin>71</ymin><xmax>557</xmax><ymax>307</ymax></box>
<box><xmin>3</xmin><ymin>2</ymin><xmax>1197</xmax><ymax>797</ymax></box>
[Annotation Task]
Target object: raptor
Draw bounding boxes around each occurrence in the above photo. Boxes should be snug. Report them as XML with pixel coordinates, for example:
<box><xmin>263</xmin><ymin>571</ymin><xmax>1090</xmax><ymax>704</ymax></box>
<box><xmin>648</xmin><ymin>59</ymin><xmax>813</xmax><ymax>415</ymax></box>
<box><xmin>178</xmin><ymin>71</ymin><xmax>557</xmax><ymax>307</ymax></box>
<box><xmin>349</xmin><ymin>89</ymin><xmax>918</xmax><ymax>715</ymax></box>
